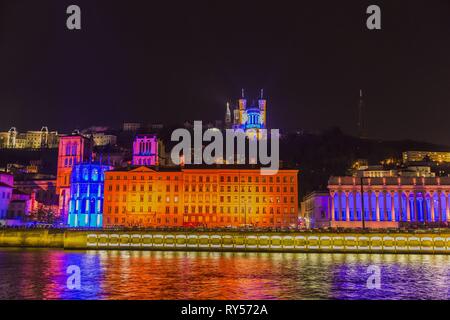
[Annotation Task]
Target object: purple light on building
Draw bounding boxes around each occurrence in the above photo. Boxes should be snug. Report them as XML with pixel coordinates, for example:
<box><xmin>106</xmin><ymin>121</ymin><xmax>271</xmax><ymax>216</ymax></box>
<box><xmin>132</xmin><ymin>134</ymin><xmax>158</xmax><ymax>166</ymax></box>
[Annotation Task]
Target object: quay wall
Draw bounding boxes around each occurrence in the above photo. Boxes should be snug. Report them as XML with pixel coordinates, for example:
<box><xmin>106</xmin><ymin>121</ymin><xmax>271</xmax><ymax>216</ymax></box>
<box><xmin>0</xmin><ymin>229</ymin><xmax>449</xmax><ymax>254</ymax></box>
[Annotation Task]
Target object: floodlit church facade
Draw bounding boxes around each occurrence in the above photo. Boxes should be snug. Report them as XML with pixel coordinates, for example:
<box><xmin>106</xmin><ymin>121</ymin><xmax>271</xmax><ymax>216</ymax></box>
<box><xmin>225</xmin><ymin>89</ymin><xmax>267</xmax><ymax>139</ymax></box>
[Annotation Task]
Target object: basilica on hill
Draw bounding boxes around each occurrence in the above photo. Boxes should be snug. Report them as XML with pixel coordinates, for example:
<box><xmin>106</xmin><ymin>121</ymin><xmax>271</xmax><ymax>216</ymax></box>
<box><xmin>225</xmin><ymin>89</ymin><xmax>267</xmax><ymax>139</ymax></box>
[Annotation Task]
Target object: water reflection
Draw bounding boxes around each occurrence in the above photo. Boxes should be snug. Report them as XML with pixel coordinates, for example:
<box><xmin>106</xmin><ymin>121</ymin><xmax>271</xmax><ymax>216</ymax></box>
<box><xmin>0</xmin><ymin>249</ymin><xmax>448</xmax><ymax>300</ymax></box>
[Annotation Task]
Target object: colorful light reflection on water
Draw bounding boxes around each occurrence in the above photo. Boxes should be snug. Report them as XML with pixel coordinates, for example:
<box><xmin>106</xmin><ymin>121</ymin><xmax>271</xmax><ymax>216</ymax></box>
<box><xmin>0</xmin><ymin>249</ymin><xmax>448</xmax><ymax>300</ymax></box>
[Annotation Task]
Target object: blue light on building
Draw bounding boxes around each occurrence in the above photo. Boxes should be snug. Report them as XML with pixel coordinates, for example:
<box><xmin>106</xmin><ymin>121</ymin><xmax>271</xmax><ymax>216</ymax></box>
<box><xmin>67</xmin><ymin>162</ymin><xmax>111</xmax><ymax>228</ymax></box>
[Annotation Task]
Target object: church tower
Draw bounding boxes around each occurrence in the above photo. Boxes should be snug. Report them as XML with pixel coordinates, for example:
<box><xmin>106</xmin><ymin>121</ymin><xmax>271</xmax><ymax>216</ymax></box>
<box><xmin>56</xmin><ymin>132</ymin><xmax>93</xmax><ymax>222</ymax></box>
<box><xmin>258</xmin><ymin>89</ymin><xmax>267</xmax><ymax>128</ymax></box>
<box><xmin>225</xmin><ymin>102</ymin><xmax>231</xmax><ymax>128</ymax></box>
<box><xmin>238</xmin><ymin>88</ymin><xmax>247</xmax><ymax>127</ymax></box>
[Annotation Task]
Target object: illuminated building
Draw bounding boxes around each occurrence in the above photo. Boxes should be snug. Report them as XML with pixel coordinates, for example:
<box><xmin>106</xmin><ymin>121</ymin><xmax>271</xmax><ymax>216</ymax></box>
<box><xmin>226</xmin><ymin>89</ymin><xmax>267</xmax><ymax>138</ymax></box>
<box><xmin>0</xmin><ymin>127</ymin><xmax>58</xmax><ymax>149</ymax></box>
<box><xmin>402</xmin><ymin>151</ymin><xmax>450</xmax><ymax>164</ymax></box>
<box><xmin>123</xmin><ymin>122</ymin><xmax>141</xmax><ymax>132</ymax></box>
<box><xmin>132</xmin><ymin>134</ymin><xmax>159</xmax><ymax>166</ymax></box>
<box><xmin>56</xmin><ymin>132</ymin><xmax>93</xmax><ymax>220</ymax></box>
<box><xmin>0</xmin><ymin>172</ymin><xmax>13</xmax><ymax>221</ymax></box>
<box><xmin>67</xmin><ymin>162</ymin><xmax>112</xmax><ymax>228</ymax></box>
<box><xmin>92</xmin><ymin>133</ymin><xmax>117</xmax><ymax>147</ymax></box>
<box><xmin>301</xmin><ymin>192</ymin><xmax>330</xmax><ymax>228</ymax></box>
<box><xmin>0</xmin><ymin>173</ymin><xmax>32</xmax><ymax>226</ymax></box>
<box><xmin>14</xmin><ymin>174</ymin><xmax>59</xmax><ymax>214</ymax></box>
<box><xmin>351</xmin><ymin>165</ymin><xmax>435</xmax><ymax>178</ymax></box>
<box><xmin>8</xmin><ymin>190</ymin><xmax>32</xmax><ymax>220</ymax></box>
<box><xmin>328</xmin><ymin>176</ymin><xmax>450</xmax><ymax>228</ymax></box>
<box><xmin>103</xmin><ymin>166</ymin><xmax>298</xmax><ymax>228</ymax></box>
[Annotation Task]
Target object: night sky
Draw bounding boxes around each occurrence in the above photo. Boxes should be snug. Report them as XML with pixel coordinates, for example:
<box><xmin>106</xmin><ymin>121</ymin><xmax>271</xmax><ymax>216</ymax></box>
<box><xmin>1</xmin><ymin>0</ymin><xmax>450</xmax><ymax>144</ymax></box>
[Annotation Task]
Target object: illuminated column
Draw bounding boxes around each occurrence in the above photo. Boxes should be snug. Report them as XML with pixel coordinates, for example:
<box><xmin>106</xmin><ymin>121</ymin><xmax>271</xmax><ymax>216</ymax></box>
<box><xmin>330</xmin><ymin>192</ymin><xmax>335</xmax><ymax>221</ymax></box>
<box><xmin>438</xmin><ymin>191</ymin><xmax>442</xmax><ymax>223</ymax></box>
<box><xmin>406</xmin><ymin>192</ymin><xmax>411</xmax><ymax>222</ymax></box>
<box><xmin>345</xmin><ymin>192</ymin><xmax>350</xmax><ymax>221</ymax></box>
<box><xmin>368</xmin><ymin>191</ymin><xmax>372</xmax><ymax>221</ymax></box>
<box><xmin>383</xmin><ymin>191</ymin><xmax>387</xmax><ymax>221</ymax></box>
<box><xmin>413</xmin><ymin>192</ymin><xmax>418</xmax><ymax>222</ymax></box>
<box><xmin>353</xmin><ymin>190</ymin><xmax>357</xmax><ymax>221</ymax></box>
<box><xmin>390</xmin><ymin>191</ymin><xmax>396</xmax><ymax>222</ymax></box>
<box><xmin>430</xmin><ymin>192</ymin><xmax>435</xmax><ymax>222</ymax></box>
<box><xmin>397</xmin><ymin>190</ymin><xmax>403</xmax><ymax>221</ymax></box>
<box><xmin>375</xmin><ymin>192</ymin><xmax>380</xmax><ymax>221</ymax></box>
<box><xmin>446</xmin><ymin>192</ymin><xmax>449</xmax><ymax>223</ymax></box>
<box><xmin>338</xmin><ymin>191</ymin><xmax>342</xmax><ymax>221</ymax></box>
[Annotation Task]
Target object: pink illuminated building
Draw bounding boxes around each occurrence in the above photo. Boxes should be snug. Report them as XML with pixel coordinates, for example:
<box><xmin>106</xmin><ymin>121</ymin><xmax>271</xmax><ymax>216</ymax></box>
<box><xmin>56</xmin><ymin>133</ymin><xmax>93</xmax><ymax>220</ymax></box>
<box><xmin>132</xmin><ymin>134</ymin><xmax>158</xmax><ymax>166</ymax></box>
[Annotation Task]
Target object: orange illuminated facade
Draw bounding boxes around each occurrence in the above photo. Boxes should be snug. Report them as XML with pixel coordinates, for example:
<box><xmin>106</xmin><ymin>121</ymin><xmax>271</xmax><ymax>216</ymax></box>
<box><xmin>103</xmin><ymin>166</ymin><xmax>298</xmax><ymax>228</ymax></box>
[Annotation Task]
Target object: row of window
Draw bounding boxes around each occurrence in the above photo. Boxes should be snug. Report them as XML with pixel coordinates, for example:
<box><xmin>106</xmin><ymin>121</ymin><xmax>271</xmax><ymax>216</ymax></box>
<box><xmin>106</xmin><ymin>184</ymin><xmax>295</xmax><ymax>193</ymax></box>
<box><xmin>106</xmin><ymin>216</ymin><xmax>295</xmax><ymax>225</ymax></box>
<box><xmin>64</xmin><ymin>143</ymin><xmax>78</xmax><ymax>156</ymax></box>
<box><xmin>107</xmin><ymin>174</ymin><xmax>295</xmax><ymax>184</ymax></box>
<box><xmin>1</xmin><ymin>191</ymin><xmax>11</xmax><ymax>199</ymax></box>
<box><xmin>106</xmin><ymin>205</ymin><xmax>296</xmax><ymax>215</ymax></box>
<box><xmin>106</xmin><ymin>194</ymin><xmax>296</xmax><ymax>204</ymax></box>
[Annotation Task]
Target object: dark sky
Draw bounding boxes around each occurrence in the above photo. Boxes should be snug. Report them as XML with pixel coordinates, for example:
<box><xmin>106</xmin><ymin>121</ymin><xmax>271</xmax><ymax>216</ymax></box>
<box><xmin>1</xmin><ymin>0</ymin><xmax>450</xmax><ymax>144</ymax></box>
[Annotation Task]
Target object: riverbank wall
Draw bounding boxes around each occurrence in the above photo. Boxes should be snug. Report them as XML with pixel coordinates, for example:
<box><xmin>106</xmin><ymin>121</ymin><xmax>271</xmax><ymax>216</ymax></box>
<box><xmin>0</xmin><ymin>229</ymin><xmax>449</xmax><ymax>254</ymax></box>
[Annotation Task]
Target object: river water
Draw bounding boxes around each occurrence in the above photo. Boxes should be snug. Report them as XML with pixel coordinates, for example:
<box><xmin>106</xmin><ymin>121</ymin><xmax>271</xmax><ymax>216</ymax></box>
<box><xmin>0</xmin><ymin>249</ymin><xmax>448</xmax><ymax>300</ymax></box>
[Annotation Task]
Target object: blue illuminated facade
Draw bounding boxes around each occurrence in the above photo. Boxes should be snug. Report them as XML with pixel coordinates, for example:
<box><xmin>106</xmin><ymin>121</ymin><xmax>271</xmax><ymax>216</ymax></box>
<box><xmin>328</xmin><ymin>176</ymin><xmax>450</xmax><ymax>227</ymax></box>
<box><xmin>67</xmin><ymin>162</ymin><xmax>111</xmax><ymax>228</ymax></box>
<box><xmin>227</xmin><ymin>89</ymin><xmax>267</xmax><ymax>132</ymax></box>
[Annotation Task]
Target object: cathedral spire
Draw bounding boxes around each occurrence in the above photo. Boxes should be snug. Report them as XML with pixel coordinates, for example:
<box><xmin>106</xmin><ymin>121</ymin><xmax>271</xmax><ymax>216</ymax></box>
<box><xmin>225</xmin><ymin>102</ymin><xmax>231</xmax><ymax>127</ymax></box>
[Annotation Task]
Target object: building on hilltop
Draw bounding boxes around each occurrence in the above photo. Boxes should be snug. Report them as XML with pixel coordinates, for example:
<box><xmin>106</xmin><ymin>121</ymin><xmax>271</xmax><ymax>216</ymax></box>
<box><xmin>0</xmin><ymin>127</ymin><xmax>59</xmax><ymax>149</ymax></box>
<box><xmin>225</xmin><ymin>89</ymin><xmax>267</xmax><ymax>139</ymax></box>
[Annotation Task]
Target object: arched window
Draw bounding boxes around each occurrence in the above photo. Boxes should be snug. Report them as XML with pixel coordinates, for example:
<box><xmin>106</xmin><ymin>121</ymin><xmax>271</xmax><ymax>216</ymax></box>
<box><xmin>394</xmin><ymin>192</ymin><xmax>400</xmax><ymax>221</ymax></box>
<box><xmin>409</xmin><ymin>194</ymin><xmax>416</xmax><ymax>222</ymax></box>
<box><xmin>363</xmin><ymin>192</ymin><xmax>370</xmax><ymax>221</ymax></box>
<box><xmin>440</xmin><ymin>193</ymin><xmax>446</xmax><ymax>222</ymax></box>
<box><xmin>92</xmin><ymin>169</ymin><xmax>99</xmax><ymax>181</ymax></box>
<box><xmin>348</xmin><ymin>192</ymin><xmax>354</xmax><ymax>221</ymax></box>
<box><xmin>340</xmin><ymin>192</ymin><xmax>346</xmax><ymax>221</ymax></box>
<box><xmin>83</xmin><ymin>168</ymin><xmax>89</xmax><ymax>181</ymax></box>
<box><xmin>401</xmin><ymin>193</ymin><xmax>407</xmax><ymax>222</ymax></box>
<box><xmin>416</xmin><ymin>193</ymin><xmax>424</xmax><ymax>222</ymax></box>
<box><xmin>385</xmin><ymin>192</ymin><xmax>392</xmax><ymax>221</ymax></box>
<box><xmin>355</xmin><ymin>192</ymin><xmax>362</xmax><ymax>221</ymax></box>
<box><xmin>370</xmin><ymin>192</ymin><xmax>377</xmax><ymax>221</ymax></box>
<box><xmin>65</xmin><ymin>143</ymin><xmax>71</xmax><ymax>156</ymax></box>
<box><xmin>81</xmin><ymin>197</ymin><xmax>87</xmax><ymax>213</ymax></box>
<box><xmin>333</xmin><ymin>193</ymin><xmax>339</xmax><ymax>221</ymax></box>
<box><xmin>72</xmin><ymin>143</ymin><xmax>78</xmax><ymax>156</ymax></box>
<box><xmin>90</xmin><ymin>198</ymin><xmax>96</xmax><ymax>214</ymax></box>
